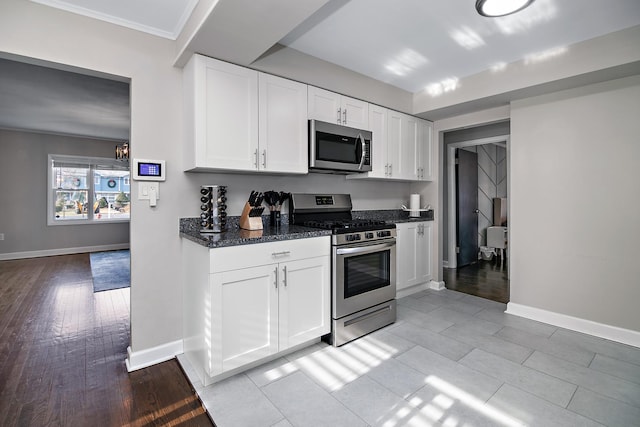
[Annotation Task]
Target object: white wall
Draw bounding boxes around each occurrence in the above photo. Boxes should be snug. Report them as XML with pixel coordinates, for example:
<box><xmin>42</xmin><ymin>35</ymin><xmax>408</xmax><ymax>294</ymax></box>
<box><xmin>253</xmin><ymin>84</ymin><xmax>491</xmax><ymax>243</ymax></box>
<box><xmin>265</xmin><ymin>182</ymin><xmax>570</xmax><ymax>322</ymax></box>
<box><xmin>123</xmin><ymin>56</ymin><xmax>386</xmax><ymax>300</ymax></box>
<box><xmin>0</xmin><ymin>0</ymin><xmax>416</xmax><ymax>363</ymax></box>
<box><xmin>1</xmin><ymin>0</ymin><xmax>188</xmax><ymax>354</ymax></box>
<box><xmin>510</xmin><ymin>75</ymin><xmax>640</xmax><ymax>333</ymax></box>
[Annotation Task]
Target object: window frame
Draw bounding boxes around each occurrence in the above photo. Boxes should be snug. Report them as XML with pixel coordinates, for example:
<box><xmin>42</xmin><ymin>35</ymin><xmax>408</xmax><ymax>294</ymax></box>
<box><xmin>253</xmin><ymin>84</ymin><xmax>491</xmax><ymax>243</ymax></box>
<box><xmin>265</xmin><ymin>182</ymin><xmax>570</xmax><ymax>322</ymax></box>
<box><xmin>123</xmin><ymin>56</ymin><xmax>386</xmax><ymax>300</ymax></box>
<box><xmin>47</xmin><ymin>154</ymin><xmax>130</xmax><ymax>226</ymax></box>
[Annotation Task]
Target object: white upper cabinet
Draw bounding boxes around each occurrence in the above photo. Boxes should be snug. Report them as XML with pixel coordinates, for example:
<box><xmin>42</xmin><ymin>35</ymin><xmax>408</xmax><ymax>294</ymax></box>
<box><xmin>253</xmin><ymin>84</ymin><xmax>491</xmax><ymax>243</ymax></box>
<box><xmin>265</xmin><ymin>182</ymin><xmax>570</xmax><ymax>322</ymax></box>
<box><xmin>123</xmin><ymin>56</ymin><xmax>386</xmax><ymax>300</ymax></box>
<box><xmin>417</xmin><ymin>120</ymin><xmax>433</xmax><ymax>181</ymax></box>
<box><xmin>308</xmin><ymin>86</ymin><xmax>369</xmax><ymax>130</ymax></box>
<box><xmin>365</xmin><ymin>104</ymin><xmax>389</xmax><ymax>179</ymax></box>
<box><xmin>184</xmin><ymin>54</ymin><xmax>259</xmax><ymax>172</ymax></box>
<box><xmin>258</xmin><ymin>73</ymin><xmax>308</xmax><ymax>174</ymax></box>
<box><xmin>349</xmin><ymin>109</ymin><xmax>433</xmax><ymax>181</ymax></box>
<box><xmin>386</xmin><ymin>110</ymin><xmax>417</xmax><ymax>180</ymax></box>
<box><xmin>183</xmin><ymin>54</ymin><xmax>307</xmax><ymax>174</ymax></box>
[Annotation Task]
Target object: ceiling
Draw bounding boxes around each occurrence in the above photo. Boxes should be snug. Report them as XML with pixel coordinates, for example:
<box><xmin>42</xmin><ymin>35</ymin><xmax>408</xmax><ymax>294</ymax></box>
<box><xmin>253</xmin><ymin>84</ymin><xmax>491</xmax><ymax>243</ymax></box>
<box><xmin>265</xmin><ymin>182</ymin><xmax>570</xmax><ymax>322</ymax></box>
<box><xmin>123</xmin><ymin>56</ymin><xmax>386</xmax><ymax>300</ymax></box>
<box><xmin>279</xmin><ymin>0</ymin><xmax>640</xmax><ymax>93</ymax></box>
<box><xmin>30</xmin><ymin>0</ymin><xmax>199</xmax><ymax>39</ymax></box>
<box><xmin>30</xmin><ymin>0</ymin><xmax>640</xmax><ymax>95</ymax></box>
<box><xmin>0</xmin><ymin>56</ymin><xmax>130</xmax><ymax>141</ymax></box>
<box><xmin>3</xmin><ymin>0</ymin><xmax>639</xmax><ymax>140</ymax></box>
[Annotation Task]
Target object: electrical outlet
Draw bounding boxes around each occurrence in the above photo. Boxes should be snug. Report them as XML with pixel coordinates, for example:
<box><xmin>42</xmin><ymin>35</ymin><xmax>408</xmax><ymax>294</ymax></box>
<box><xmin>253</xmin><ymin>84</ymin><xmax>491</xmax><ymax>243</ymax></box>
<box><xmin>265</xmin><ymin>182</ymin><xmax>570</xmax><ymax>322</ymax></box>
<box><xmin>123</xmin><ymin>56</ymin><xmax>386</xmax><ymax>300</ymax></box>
<box><xmin>0</xmin><ymin>233</ymin><xmax>4</xmax><ymax>241</ymax></box>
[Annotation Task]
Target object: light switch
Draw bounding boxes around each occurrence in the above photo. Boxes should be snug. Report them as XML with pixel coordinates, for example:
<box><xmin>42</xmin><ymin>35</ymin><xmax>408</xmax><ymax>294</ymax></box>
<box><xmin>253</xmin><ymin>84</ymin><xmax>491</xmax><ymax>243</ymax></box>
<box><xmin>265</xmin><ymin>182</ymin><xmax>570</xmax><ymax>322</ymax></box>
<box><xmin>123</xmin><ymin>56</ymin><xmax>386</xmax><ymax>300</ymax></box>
<box><xmin>139</xmin><ymin>182</ymin><xmax>159</xmax><ymax>206</ymax></box>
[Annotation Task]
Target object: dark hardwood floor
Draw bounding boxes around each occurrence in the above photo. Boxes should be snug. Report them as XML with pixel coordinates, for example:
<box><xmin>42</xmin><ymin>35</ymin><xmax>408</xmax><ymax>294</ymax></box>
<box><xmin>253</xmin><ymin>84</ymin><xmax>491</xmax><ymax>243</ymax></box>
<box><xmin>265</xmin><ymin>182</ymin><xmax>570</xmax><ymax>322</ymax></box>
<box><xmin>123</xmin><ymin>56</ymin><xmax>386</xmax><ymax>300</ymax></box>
<box><xmin>0</xmin><ymin>254</ymin><xmax>213</xmax><ymax>427</ymax></box>
<box><xmin>442</xmin><ymin>257</ymin><xmax>509</xmax><ymax>303</ymax></box>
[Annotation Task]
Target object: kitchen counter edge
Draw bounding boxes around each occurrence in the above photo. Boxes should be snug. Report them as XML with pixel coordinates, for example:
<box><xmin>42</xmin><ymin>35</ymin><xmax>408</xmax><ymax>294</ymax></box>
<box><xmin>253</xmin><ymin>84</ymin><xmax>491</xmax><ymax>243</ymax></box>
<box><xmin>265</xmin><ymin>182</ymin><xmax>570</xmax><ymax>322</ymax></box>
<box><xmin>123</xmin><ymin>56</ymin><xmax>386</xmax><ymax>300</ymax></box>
<box><xmin>180</xmin><ymin>209</ymin><xmax>433</xmax><ymax>249</ymax></box>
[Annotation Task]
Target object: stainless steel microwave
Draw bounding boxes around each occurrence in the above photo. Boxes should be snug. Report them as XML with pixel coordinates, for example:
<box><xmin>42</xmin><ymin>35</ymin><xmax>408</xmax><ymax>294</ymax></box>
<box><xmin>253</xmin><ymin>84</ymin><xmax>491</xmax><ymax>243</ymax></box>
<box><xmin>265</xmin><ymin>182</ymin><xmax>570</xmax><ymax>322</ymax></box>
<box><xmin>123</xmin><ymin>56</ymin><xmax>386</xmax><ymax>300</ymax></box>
<box><xmin>309</xmin><ymin>120</ymin><xmax>372</xmax><ymax>173</ymax></box>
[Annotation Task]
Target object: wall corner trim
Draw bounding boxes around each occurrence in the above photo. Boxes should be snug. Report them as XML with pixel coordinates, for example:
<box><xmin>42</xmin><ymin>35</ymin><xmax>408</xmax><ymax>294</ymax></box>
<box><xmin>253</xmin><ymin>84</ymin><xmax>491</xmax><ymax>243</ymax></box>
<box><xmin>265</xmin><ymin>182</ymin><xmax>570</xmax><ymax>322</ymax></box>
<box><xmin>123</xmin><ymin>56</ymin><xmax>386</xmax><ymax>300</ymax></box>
<box><xmin>429</xmin><ymin>280</ymin><xmax>446</xmax><ymax>291</ymax></box>
<box><xmin>125</xmin><ymin>340</ymin><xmax>184</xmax><ymax>372</ymax></box>
<box><xmin>506</xmin><ymin>303</ymin><xmax>640</xmax><ymax>348</ymax></box>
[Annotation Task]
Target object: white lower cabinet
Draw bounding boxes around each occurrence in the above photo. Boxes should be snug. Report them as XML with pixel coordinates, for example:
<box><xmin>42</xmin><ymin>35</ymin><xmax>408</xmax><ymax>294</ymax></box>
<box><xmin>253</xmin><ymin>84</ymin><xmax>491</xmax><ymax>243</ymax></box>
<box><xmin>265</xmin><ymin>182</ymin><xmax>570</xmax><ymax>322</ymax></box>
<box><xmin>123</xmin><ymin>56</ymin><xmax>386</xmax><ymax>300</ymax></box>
<box><xmin>183</xmin><ymin>237</ymin><xmax>330</xmax><ymax>386</ymax></box>
<box><xmin>278</xmin><ymin>257</ymin><xmax>331</xmax><ymax>348</ymax></box>
<box><xmin>210</xmin><ymin>265</ymin><xmax>278</xmax><ymax>375</ymax></box>
<box><xmin>396</xmin><ymin>221</ymin><xmax>432</xmax><ymax>292</ymax></box>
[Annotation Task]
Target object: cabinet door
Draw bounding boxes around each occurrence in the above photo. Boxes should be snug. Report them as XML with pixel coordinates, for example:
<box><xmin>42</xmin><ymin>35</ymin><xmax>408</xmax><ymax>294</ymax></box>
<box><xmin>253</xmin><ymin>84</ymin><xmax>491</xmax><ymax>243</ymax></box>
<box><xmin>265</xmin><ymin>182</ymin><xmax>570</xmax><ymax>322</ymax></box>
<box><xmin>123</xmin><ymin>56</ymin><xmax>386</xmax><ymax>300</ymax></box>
<box><xmin>259</xmin><ymin>74</ymin><xmax>308</xmax><ymax>174</ymax></box>
<box><xmin>341</xmin><ymin>96</ymin><xmax>369</xmax><ymax>129</ymax></box>
<box><xmin>210</xmin><ymin>265</ymin><xmax>278</xmax><ymax>375</ymax></box>
<box><xmin>200</xmin><ymin>56</ymin><xmax>259</xmax><ymax>171</ymax></box>
<box><xmin>308</xmin><ymin>86</ymin><xmax>341</xmax><ymax>124</ymax></box>
<box><xmin>396</xmin><ymin>222</ymin><xmax>420</xmax><ymax>290</ymax></box>
<box><xmin>278</xmin><ymin>256</ymin><xmax>330</xmax><ymax>349</ymax></box>
<box><xmin>417</xmin><ymin>120</ymin><xmax>433</xmax><ymax>181</ymax></box>
<box><xmin>399</xmin><ymin>114</ymin><xmax>420</xmax><ymax>180</ymax></box>
<box><xmin>386</xmin><ymin>110</ymin><xmax>402</xmax><ymax>179</ymax></box>
<box><xmin>367</xmin><ymin>104</ymin><xmax>388</xmax><ymax>178</ymax></box>
<box><xmin>418</xmin><ymin>222</ymin><xmax>433</xmax><ymax>283</ymax></box>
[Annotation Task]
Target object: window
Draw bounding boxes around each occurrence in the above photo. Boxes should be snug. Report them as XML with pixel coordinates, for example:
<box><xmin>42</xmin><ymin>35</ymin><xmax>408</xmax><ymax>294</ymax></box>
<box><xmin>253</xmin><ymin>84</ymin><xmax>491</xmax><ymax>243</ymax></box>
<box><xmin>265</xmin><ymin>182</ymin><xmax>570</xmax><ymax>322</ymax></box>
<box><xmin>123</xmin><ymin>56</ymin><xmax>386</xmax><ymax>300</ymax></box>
<box><xmin>48</xmin><ymin>154</ymin><xmax>130</xmax><ymax>225</ymax></box>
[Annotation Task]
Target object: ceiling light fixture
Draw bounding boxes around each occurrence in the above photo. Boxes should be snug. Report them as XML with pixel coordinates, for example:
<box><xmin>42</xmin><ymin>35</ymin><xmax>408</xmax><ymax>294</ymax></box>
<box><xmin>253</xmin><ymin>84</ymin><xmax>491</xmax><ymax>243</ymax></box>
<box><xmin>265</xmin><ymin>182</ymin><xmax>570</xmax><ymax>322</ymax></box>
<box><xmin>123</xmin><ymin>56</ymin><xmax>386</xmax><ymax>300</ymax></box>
<box><xmin>475</xmin><ymin>0</ymin><xmax>535</xmax><ymax>17</ymax></box>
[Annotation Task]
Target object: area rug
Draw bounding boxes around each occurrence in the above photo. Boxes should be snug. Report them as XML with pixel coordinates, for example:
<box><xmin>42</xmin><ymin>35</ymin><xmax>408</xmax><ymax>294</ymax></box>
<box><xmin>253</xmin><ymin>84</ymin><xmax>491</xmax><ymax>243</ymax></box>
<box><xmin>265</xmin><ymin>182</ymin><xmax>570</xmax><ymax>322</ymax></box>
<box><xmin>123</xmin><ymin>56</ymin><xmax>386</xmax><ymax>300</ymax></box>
<box><xmin>90</xmin><ymin>250</ymin><xmax>130</xmax><ymax>292</ymax></box>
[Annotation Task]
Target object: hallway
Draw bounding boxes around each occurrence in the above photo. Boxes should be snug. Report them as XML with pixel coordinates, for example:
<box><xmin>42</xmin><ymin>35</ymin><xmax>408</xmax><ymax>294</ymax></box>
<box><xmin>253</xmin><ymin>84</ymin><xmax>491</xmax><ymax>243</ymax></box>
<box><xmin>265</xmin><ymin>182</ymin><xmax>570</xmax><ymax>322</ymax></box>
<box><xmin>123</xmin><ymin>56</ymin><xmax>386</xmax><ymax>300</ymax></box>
<box><xmin>443</xmin><ymin>258</ymin><xmax>509</xmax><ymax>303</ymax></box>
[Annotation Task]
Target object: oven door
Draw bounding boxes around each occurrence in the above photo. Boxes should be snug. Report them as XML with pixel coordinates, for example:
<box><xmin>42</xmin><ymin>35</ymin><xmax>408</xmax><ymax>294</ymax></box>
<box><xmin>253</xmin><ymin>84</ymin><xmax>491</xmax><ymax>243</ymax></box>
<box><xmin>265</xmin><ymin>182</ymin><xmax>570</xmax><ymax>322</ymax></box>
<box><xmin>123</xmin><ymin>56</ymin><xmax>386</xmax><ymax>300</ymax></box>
<box><xmin>333</xmin><ymin>239</ymin><xmax>396</xmax><ymax>319</ymax></box>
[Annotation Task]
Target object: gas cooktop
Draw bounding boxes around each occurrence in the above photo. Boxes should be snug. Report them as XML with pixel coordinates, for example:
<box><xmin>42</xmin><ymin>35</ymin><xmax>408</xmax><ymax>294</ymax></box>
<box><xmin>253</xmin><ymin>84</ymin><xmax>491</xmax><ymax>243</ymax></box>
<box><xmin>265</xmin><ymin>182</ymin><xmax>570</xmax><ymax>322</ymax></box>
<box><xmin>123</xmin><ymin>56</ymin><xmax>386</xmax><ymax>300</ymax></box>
<box><xmin>303</xmin><ymin>219</ymin><xmax>393</xmax><ymax>234</ymax></box>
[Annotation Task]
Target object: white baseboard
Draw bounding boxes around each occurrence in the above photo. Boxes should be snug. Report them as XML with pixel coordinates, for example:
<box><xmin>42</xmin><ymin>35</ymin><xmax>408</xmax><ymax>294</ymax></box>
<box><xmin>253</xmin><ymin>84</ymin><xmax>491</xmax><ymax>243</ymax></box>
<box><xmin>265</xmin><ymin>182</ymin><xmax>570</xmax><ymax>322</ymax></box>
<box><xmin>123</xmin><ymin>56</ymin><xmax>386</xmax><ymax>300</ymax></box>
<box><xmin>397</xmin><ymin>282</ymin><xmax>430</xmax><ymax>298</ymax></box>
<box><xmin>442</xmin><ymin>261</ymin><xmax>449</xmax><ymax>268</ymax></box>
<box><xmin>0</xmin><ymin>243</ymin><xmax>130</xmax><ymax>261</ymax></box>
<box><xmin>397</xmin><ymin>280</ymin><xmax>445</xmax><ymax>298</ymax></box>
<box><xmin>429</xmin><ymin>280</ymin><xmax>446</xmax><ymax>291</ymax></box>
<box><xmin>125</xmin><ymin>339</ymin><xmax>184</xmax><ymax>372</ymax></box>
<box><xmin>506</xmin><ymin>303</ymin><xmax>640</xmax><ymax>348</ymax></box>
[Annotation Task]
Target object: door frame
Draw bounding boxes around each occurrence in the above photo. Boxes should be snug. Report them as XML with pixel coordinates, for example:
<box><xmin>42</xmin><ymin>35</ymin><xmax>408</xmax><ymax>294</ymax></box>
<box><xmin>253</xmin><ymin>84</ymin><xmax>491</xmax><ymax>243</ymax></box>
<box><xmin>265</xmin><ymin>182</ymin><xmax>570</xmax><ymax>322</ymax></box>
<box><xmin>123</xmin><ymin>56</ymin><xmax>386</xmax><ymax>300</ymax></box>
<box><xmin>447</xmin><ymin>135</ymin><xmax>510</xmax><ymax>269</ymax></box>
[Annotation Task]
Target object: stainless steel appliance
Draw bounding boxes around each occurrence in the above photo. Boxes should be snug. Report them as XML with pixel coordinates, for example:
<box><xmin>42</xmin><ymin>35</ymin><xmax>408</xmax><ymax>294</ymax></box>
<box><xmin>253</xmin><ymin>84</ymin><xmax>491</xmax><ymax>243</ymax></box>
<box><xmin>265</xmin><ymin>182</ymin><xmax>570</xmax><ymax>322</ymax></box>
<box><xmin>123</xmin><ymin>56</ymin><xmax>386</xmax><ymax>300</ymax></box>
<box><xmin>290</xmin><ymin>193</ymin><xmax>396</xmax><ymax>346</ymax></box>
<box><xmin>309</xmin><ymin>120</ymin><xmax>372</xmax><ymax>174</ymax></box>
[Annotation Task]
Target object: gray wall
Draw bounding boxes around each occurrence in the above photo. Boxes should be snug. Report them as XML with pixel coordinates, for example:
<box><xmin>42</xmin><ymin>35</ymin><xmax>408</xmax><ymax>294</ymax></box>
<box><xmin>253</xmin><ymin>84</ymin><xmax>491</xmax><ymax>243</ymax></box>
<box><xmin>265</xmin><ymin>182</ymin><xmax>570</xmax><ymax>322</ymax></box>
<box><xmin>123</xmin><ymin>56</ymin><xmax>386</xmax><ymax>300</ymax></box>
<box><xmin>442</xmin><ymin>121</ymin><xmax>510</xmax><ymax>264</ymax></box>
<box><xmin>511</xmin><ymin>75</ymin><xmax>640</xmax><ymax>332</ymax></box>
<box><xmin>0</xmin><ymin>129</ymin><xmax>129</xmax><ymax>256</ymax></box>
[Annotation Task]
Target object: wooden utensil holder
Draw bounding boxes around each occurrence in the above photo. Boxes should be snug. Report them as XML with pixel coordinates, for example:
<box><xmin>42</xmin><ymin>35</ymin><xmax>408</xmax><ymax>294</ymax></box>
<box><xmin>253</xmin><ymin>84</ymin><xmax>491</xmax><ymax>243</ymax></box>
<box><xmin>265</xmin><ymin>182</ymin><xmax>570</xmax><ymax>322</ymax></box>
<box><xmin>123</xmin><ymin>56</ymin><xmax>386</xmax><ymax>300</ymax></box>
<box><xmin>239</xmin><ymin>202</ymin><xmax>263</xmax><ymax>230</ymax></box>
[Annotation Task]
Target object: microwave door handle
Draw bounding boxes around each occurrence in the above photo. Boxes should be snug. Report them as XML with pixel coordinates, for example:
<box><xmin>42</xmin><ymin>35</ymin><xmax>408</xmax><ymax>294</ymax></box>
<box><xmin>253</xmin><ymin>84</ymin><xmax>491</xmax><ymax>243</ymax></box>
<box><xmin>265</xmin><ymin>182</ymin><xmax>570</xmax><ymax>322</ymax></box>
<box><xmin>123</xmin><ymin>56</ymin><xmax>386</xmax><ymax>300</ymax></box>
<box><xmin>356</xmin><ymin>133</ymin><xmax>365</xmax><ymax>170</ymax></box>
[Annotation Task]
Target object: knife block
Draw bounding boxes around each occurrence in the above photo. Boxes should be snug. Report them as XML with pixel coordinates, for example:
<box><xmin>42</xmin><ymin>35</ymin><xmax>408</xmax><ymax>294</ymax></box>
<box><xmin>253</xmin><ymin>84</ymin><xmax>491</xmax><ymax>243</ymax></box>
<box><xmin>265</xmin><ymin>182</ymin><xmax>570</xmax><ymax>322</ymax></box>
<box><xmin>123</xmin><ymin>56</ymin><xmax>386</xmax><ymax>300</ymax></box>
<box><xmin>239</xmin><ymin>202</ymin><xmax>263</xmax><ymax>230</ymax></box>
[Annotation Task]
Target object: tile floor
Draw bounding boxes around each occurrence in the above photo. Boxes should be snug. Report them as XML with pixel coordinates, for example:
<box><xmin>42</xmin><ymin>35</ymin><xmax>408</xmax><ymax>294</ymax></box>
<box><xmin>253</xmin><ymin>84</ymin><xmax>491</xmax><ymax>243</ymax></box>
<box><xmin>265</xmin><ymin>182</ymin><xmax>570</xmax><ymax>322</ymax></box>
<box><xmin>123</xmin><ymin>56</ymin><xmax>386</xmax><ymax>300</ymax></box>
<box><xmin>178</xmin><ymin>289</ymin><xmax>640</xmax><ymax>427</ymax></box>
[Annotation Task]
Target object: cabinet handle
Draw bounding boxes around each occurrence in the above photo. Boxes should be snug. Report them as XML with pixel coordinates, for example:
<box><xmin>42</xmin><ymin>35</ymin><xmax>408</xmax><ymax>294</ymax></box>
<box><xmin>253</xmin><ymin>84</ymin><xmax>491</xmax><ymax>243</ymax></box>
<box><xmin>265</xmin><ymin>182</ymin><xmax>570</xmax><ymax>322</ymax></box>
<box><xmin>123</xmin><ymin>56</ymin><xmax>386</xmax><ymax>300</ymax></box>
<box><xmin>283</xmin><ymin>266</ymin><xmax>287</xmax><ymax>287</ymax></box>
<box><xmin>389</xmin><ymin>164</ymin><xmax>392</xmax><ymax>176</ymax></box>
<box><xmin>343</xmin><ymin>109</ymin><xmax>347</xmax><ymax>124</ymax></box>
<box><xmin>262</xmin><ymin>149</ymin><xmax>267</xmax><ymax>168</ymax></box>
<box><xmin>254</xmin><ymin>149</ymin><xmax>258</xmax><ymax>168</ymax></box>
<box><xmin>274</xmin><ymin>266</ymin><xmax>278</xmax><ymax>289</ymax></box>
<box><xmin>337</xmin><ymin>108</ymin><xmax>342</xmax><ymax>124</ymax></box>
<box><xmin>384</xmin><ymin>164</ymin><xmax>388</xmax><ymax>176</ymax></box>
<box><xmin>272</xmin><ymin>251</ymin><xmax>291</xmax><ymax>257</ymax></box>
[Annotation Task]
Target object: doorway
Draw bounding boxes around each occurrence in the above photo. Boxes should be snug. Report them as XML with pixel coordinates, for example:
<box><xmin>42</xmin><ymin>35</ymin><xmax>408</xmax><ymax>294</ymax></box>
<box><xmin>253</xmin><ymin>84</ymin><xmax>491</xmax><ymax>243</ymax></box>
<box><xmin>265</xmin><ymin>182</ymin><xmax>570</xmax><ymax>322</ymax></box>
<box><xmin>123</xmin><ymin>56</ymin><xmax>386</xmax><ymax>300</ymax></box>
<box><xmin>445</xmin><ymin>135</ymin><xmax>510</xmax><ymax>302</ymax></box>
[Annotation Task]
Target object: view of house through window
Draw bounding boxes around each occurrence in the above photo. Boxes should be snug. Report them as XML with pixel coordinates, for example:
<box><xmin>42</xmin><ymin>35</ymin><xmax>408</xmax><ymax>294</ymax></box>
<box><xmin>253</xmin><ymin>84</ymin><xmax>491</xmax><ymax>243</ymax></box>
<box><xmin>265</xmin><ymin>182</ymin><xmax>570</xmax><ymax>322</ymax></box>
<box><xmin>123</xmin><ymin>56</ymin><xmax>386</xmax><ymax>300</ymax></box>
<box><xmin>49</xmin><ymin>155</ymin><xmax>130</xmax><ymax>224</ymax></box>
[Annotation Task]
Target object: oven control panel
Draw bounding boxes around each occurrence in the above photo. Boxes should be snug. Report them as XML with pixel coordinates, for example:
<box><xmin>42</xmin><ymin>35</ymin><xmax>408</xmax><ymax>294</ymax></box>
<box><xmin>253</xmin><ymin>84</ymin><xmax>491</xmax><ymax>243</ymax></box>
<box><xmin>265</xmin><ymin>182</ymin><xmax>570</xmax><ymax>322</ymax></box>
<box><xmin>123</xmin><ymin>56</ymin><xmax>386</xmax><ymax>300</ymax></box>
<box><xmin>334</xmin><ymin>228</ymin><xmax>397</xmax><ymax>246</ymax></box>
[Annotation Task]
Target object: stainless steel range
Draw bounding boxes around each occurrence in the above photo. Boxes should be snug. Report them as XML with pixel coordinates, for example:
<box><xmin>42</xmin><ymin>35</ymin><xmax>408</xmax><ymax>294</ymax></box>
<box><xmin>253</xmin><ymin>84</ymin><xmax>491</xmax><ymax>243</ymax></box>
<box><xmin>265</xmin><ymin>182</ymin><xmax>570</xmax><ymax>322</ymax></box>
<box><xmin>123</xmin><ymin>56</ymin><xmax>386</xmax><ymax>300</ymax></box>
<box><xmin>290</xmin><ymin>193</ymin><xmax>397</xmax><ymax>346</ymax></box>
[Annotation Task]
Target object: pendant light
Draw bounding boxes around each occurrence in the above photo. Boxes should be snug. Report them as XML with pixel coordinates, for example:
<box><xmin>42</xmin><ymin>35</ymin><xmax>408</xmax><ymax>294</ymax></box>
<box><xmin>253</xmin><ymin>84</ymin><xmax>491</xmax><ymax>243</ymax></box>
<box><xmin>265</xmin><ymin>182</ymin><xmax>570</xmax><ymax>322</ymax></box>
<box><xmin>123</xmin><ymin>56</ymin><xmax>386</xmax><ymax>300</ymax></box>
<box><xmin>476</xmin><ymin>0</ymin><xmax>535</xmax><ymax>17</ymax></box>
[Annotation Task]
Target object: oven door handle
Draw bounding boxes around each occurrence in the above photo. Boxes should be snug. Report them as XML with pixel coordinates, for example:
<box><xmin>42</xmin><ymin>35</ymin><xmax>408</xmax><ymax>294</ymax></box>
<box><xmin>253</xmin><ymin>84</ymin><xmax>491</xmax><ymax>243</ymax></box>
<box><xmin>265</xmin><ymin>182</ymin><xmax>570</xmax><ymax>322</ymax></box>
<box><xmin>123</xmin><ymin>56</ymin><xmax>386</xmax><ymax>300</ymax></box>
<box><xmin>336</xmin><ymin>241</ymin><xmax>395</xmax><ymax>256</ymax></box>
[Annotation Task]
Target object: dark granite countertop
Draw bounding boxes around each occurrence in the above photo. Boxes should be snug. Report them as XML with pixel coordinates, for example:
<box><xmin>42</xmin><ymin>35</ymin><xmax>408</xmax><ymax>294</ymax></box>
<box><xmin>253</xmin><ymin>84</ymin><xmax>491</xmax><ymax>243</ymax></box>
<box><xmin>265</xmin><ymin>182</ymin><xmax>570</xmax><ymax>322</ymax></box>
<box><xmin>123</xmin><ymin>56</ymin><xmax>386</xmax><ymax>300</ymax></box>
<box><xmin>180</xmin><ymin>217</ymin><xmax>331</xmax><ymax>248</ymax></box>
<box><xmin>353</xmin><ymin>209</ymin><xmax>435</xmax><ymax>223</ymax></box>
<box><xmin>180</xmin><ymin>209</ymin><xmax>434</xmax><ymax>248</ymax></box>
